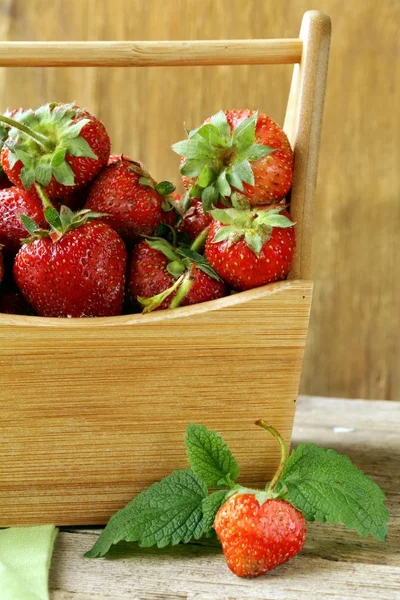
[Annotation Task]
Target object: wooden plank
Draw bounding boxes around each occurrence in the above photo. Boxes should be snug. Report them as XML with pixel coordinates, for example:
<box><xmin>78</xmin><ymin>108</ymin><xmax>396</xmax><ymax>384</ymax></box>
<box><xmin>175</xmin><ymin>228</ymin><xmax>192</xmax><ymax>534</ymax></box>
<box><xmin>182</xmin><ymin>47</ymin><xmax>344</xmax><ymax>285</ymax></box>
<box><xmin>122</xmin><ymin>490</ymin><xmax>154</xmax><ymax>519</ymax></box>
<box><xmin>0</xmin><ymin>39</ymin><xmax>303</xmax><ymax>67</ymax></box>
<box><xmin>0</xmin><ymin>281</ymin><xmax>312</xmax><ymax>526</ymax></box>
<box><xmin>48</xmin><ymin>397</ymin><xmax>400</xmax><ymax>599</ymax></box>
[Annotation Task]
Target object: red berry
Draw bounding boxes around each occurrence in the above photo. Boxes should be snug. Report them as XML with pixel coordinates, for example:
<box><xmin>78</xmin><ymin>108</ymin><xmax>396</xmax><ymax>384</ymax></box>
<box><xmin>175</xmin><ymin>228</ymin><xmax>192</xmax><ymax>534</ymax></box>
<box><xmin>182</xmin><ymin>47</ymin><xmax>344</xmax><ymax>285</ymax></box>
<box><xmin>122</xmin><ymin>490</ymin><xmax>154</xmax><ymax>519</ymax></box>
<box><xmin>214</xmin><ymin>494</ymin><xmax>306</xmax><ymax>577</ymax></box>
<box><xmin>176</xmin><ymin>109</ymin><xmax>293</xmax><ymax>207</ymax></box>
<box><xmin>128</xmin><ymin>240</ymin><xmax>227</xmax><ymax>312</ymax></box>
<box><xmin>0</xmin><ymin>186</ymin><xmax>47</xmax><ymax>256</ymax></box>
<box><xmin>14</xmin><ymin>221</ymin><xmax>127</xmax><ymax>318</ymax></box>
<box><xmin>205</xmin><ymin>207</ymin><xmax>295</xmax><ymax>291</ymax></box>
<box><xmin>1</xmin><ymin>103</ymin><xmax>110</xmax><ymax>200</ymax></box>
<box><xmin>86</xmin><ymin>157</ymin><xmax>172</xmax><ymax>243</ymax></box>
<box><xmin>178</xmin><ymin>197</ymin><xmax>212</xmax><ymax>240</ymax></box>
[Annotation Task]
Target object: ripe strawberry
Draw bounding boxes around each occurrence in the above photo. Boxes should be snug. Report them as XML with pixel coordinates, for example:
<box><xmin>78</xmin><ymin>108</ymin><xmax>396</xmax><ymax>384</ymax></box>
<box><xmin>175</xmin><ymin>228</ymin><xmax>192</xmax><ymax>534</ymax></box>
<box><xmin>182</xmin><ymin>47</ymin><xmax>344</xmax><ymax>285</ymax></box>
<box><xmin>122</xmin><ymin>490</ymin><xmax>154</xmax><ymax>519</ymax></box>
<box><xmin>128</xmin><ymin>238</ymin><xmax>227</xmax><ymax>312</ymax></box>
<box><xmin>205</xmin><ymin>206</ymin><xmax>295</xmax><ymax>291</ymax></box>
<box><xmin>85</xmin><ymin>156</ymin><xmax>176</xmax><ymax>243</ymax></box>
<box><xmin>14</xmin><ymin>207</ymin><xmax>127</xmax><ymax>318</ymax></box>
<box><xmin>214</xmin><ymin>495</ymin><xmax>306</xmax><ymax>577</ymax></box>
<box><xmin>0</xmin><ymin>102</ymin><xmax>110</xmax><ymax>200</ymax></box>
<box><xmin>172</xmin><ymin>109</ymin><xmax>293</xmax><ymax>207</ymax></box>
<box><xmin>178</xmin><ymin>197</ymin><xmax>213</xmax><ymax>240</ymax></box>
<box><xmin>0</xmin><ymin>186</ymin><xmax>47</xmax><ymax>256</ymax></box>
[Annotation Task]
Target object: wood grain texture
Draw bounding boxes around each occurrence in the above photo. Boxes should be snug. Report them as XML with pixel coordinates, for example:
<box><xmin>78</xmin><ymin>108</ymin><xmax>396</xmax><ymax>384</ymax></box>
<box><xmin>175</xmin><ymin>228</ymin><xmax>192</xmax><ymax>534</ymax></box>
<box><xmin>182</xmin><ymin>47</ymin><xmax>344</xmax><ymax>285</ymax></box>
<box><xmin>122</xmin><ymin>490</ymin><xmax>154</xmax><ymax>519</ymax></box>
<box><xmin>48</xmin><ymin>396</ymin><xmax>400</xmax><ymax>600</ymax></box>
<box><xmin>0</xmin><ymin>281</ymin><xmax>312</xmax><ymax>526</ymax></box>
<box><xmin>0</xmin><ymin>0</ymin><xmax>397</xmax><ymax>400</ymax></box>
<box><xmin>0</xmin><ymin>39</ymin><xmax>303</xmax><ymax>66</ymax></box>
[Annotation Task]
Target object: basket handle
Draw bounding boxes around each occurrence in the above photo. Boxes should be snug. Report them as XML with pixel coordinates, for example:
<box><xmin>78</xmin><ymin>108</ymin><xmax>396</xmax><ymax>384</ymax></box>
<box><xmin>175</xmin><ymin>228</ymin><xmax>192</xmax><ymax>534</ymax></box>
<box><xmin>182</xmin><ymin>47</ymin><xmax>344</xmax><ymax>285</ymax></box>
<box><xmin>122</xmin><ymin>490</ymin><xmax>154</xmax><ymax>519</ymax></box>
<box><xmin>284</xmin><ymin>11</ymin><xmax>331</xmax><ymax>280</ymax></box>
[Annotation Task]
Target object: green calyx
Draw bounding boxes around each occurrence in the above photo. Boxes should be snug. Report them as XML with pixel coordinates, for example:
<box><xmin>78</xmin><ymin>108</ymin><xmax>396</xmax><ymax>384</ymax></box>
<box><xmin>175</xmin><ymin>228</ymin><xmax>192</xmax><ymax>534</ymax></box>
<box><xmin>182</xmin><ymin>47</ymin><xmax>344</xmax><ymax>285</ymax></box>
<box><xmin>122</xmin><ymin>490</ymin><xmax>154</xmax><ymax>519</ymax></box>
<box><xmin>138</xmin><ymin>232</ymin><xmax>220</xmax><ymax>313</ymax></box>
<box><xmin>210</xmin><ymin>205</ymin><xmax>294</xmax><ymax>255</ymax></box>
<box><xmin>20</xmin><ymin>184</ymin><xmax>106</xmax><ymax>244</ymax></box>
<box><xmin>172</xmin><ymin>110</ymin><xmax>276</xmax><ymax>212</ymax></box>
<box><xmin>0</xmin><ymin>102</ymin><xmax>98</xmax><ymax>190</ymax></box>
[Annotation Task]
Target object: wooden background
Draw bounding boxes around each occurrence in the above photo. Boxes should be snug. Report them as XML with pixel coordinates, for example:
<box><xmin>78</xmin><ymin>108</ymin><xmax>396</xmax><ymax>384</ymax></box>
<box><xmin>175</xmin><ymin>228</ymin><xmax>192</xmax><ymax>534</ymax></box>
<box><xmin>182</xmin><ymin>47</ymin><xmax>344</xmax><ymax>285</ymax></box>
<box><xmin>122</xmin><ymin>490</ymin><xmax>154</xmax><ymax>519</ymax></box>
<box><xmin>0</xmin><ymin>0</ymin><xmax>398</xmax><ymax>400</ymax></box>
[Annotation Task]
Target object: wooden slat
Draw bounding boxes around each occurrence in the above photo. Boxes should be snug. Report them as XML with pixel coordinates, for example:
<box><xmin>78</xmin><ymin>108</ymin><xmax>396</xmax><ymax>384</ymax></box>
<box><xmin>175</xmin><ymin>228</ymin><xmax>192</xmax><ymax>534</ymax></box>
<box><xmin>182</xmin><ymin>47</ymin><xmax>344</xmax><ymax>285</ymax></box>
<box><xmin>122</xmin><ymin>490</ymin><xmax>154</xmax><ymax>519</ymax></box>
<box><xmin>0</xmin><ymin>39</ymin><xmax>302</xmax><ymax>67</ymax></box>
<box><xmin>48</xmin><ymin>396</ymin><xmax>400</xmax><ymax>599</ymax></box>
<box><xmin>285</xmin><ymin>10</ymin><xmax>331</xmax><ymax>280</ymax></box>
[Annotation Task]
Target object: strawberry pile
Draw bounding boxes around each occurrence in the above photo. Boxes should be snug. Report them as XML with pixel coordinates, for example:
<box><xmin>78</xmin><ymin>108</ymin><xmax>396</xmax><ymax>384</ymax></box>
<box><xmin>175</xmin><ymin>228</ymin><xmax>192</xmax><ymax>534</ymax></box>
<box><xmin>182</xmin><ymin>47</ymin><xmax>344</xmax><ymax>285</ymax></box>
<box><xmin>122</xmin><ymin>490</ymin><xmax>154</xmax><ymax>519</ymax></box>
<box><xmin>0</xmin><ymin>104</ymin><xmax>295</xmax><ymax>318</ymax></box>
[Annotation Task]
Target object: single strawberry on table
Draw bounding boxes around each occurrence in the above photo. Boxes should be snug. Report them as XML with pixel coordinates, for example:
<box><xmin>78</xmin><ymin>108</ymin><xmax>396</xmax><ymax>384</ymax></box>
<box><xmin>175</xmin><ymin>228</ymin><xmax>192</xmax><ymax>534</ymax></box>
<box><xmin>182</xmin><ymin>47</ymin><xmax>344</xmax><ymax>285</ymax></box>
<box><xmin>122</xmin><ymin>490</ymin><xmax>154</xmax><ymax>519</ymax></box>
<box><xmin>85</xmin><ymin>155</ymin><xmax>176</xmax><ymax>243</ymax></box>
<box><xmin>205</xmin><ymin>205</ymin><xmax>295</xmax><ymax>290</ymax></box>
<box><xmin>14</xmin><ymin>193</ymin><xmax>127</xmax><ymax>318</ymax></box>
<box><xmin>172</xmin><ymin>109</ymin><xmax>293</xmax><ymax>209</ymax></box>
<box><xmin>128</xmin><ymin>232</ymin><xmax>227</xmax><ymax>312</ymax></box>
<box><xmin>0</xmin><ymin>102</ymin><xmax>110</xmax><ymax>200</ymax></box>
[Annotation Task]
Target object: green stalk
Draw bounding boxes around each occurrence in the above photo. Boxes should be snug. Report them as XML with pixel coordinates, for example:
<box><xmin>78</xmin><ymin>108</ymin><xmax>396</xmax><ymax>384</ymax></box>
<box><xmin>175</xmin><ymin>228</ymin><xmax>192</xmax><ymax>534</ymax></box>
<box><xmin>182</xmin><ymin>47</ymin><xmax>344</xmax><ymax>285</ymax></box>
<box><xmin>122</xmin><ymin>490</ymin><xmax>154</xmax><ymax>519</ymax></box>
<box><xmin>34</xmin><ymin>183</ymin><xmax>53</xmax><ymax>210</ymax></box>
<box><xmin>0</xmin><ymin>115</ymin><xmax>51</xmax><ymax>151</ymax></box>
<box><xmin>255</xmin><ymin>420</ymin><xmax>288</xmax><ymax>491</ymax></box>
<box><xmin>190</xmin><ymin>226</ymin><xmax>209</xmax><ymax>253</ymax></box>
<box><xmin>169</xmin><ymin>273</ymin><xmax>193</xmax><ymax>309</ymax></box>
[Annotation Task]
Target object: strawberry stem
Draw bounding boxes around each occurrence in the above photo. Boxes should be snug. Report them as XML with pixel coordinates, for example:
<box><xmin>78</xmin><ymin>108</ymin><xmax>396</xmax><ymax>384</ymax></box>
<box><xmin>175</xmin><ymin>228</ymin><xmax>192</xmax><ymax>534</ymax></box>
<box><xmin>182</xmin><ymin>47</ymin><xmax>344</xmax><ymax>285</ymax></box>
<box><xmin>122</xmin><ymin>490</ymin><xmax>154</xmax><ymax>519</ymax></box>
<box><xmin>35</xmin><ymin>183</ymin><xmax>53</xmax><ymax>210</ymax></box>
<box><xmin>0</xmin><ymin>115</ymin><xmax>51</xmax><ymax>151</ymax></box>
<box><xmin>255</xmin><ymin>420</ymin><xmax>288</xmax><ymax>491</ymax></box>
<box><xmin>190</xmin><ymin>226</ymin><xmax>209</xmax><ymax>253</ymax></box>
<box><xmin>169</xmin><ymin>272</ymin><xmax>193</xmax><ymax>309</ymax></box>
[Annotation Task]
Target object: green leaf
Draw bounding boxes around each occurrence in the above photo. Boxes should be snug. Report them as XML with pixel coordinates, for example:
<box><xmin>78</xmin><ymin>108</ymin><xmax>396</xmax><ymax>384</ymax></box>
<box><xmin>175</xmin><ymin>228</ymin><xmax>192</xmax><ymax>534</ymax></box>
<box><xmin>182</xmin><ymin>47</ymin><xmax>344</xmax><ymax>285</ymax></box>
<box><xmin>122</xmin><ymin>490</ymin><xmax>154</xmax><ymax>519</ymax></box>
<box><xmin>232</xmin><ymin>112</ymin><xmax>258</xmax><ymax>151</ymax></box>
<box><xmin>64</xmin><ymin>137</ymin><xmax>98</xmax><ymax>159</ymax></box>
<box><xmin>178</xmin><ymin>248</ymin><xmax>222</xmax><ymax>281</ymax></box>
<box><xmin>244</xmin><ymin>232</ymin><xmax>262</xmax><ymax>255</ymax></box>
<box><xmin>139</xmin><ymin>274</ymin><xmax>185</xmax><ymax>312</ymax></box>
<box><xmin>232</xmin><ymin>160</ymin><xmax>254</xmax><ymax>186</ymax></box>
<box><xmin>139</xmin><ymin>176</ymin><xmax>155</xmax><ymax>188</ymax></box>
<box><xmin>172</xmin><ymin>139</ymin><xmax>214</xmax><ymax>159</ymax></box>
<box><xmin>62</xmin><ymin>118</ymin><xmax>90</xmax><ymax>139</ymax></box>
<box><xmin>15</xmin><ymin>149</ymin><xmax>34</xmax><ymax>167</ymax></box>
<box><xmin>211</xmin><ymin>226</ymin><xmax>233</xmax><ymax>244</ymax></box>
<box><xmin>19</xmin><ymin>213</ymin><xmax>39</xmax><ymax>235</ymax></box>
<box><xmin>278</xmin><ymin>443</ymin><xmax>390</xmax><ymax>542</ymax></box>
<box><xmin>202</xmin><ymin>490</ymin><xmax>228</xmax><ymax>534</ymax></box>
<box><xmin>6</xmin><ymin>150</ymin><xmax>18</xmax><ymax>170</ymax></box>
<box><xmin>194</xmin><ymin>123</ymin><xmax>227</xmax><ymax>148</ymax></box>
<box><xmin>264</xmin><ymin>214</ymin><xmax>294</xmax><ymax>229</ymax></box>
<box><xmin>51</xmin><ymin>148</ymin><xmax>67</xmax><ymax>168</ymax></box>
<box><xmin>210</xmin><ymin>111</ymin><xmax>231</xmax><ymax>142</ymax></box>
<box><xmin>180</xmin><ymin>159</ymin><xmax>207</xmax><ymax>178</ymax></box>
<box><xmin>84</xmin><ymin>469</ymin><xmax>207</xmax><ymax>558</ymax></box>
<box><xmin>20</xmin><ymin>166</ymin><xmax>36</xmax><ymax>190</ymax></box>
<box><xmin>59</xmin><ymin>205</ymin><xmax>74</xmax><ymax>230</ymax></box>
<box><xmin>239</xmin><ymin>143</ymin><xmax>276</xmax><ymax>162</ymax></box>
<box><xmin>0</xmin><ymin>124</ymin><xmax>8</xmax><ymax>143</ymax></box>
<box><xmin>155</xmin><ymin>181</ymin><xmax>175</xmax><ymax>196</ymax></box>
<box><xmin>231</xmin><ymin>192</ymin><xmax>250</xmax><ymax>210</ymax></box>
<box><xmin>201</xmin><ymin>185</ymin><xmax>219</xmax><ymax>212</ymax></box>
<box><xmin>44</xmin><ymin>206</ymin><xmax>62</xmax><ymax>230</ymax></box>
<box><xmin>146</xmin><ymin>239</ymin><xmax>180</xmax><ymax>262</ymax></box>
<box><xmin>167</xmin><ymin>260</ymin><xmax>186</xmax><ymax>277</ymax></box>
<box><xmin>185</xmin><ymin>423</ymin><xmax>240</xmax><ymax>488</ymax></box>
<box><xmin>179</xmin><ymin>191</ymin><xmax>192</xmax><ymax>213</ymax></box>
<box><xmin>226</xmin><ymin>170</ymin><xmax>244</xmax><ymax>192</ymax></box>
<box><xmin>209</xmin><ymin>208</ymin><xmax>235</xmax><ymax>225</ymax></box>
<box><xmin>35</xmin><ymin>162</ymin><xmax>52</xmax><ymax>187</ymax></box>
<box><xmin>198</xmin><ymin>164</ymin><xmax>216</xmax><ymax>188</ymax></box>
<box><xmin>216</xmin><ymin>170</ymin><xmax>231</xmax><ymax>197</ymax></box>
<box><xmin>52</xmin><ymin>161</ymin><xmax>75</xmax><ymax>186</ymax></box>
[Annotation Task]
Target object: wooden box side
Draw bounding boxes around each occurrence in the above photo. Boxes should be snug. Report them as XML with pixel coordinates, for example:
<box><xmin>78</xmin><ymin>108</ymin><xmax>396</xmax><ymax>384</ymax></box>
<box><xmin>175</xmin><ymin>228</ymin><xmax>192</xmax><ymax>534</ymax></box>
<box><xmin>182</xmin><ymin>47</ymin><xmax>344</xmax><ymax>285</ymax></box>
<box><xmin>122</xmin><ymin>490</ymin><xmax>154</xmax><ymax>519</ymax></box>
<box><xmin>0</xmin><ymin>281</ymin><xmax>312</xmax><ymax>526</ymax></box>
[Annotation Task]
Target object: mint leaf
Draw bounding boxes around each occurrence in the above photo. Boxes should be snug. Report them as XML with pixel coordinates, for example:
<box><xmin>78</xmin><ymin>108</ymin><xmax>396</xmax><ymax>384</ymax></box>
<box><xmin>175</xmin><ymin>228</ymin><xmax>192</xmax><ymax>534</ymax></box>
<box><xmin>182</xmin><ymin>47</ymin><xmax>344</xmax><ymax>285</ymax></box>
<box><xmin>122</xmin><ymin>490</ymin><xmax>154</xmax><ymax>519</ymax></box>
<box><xmin>278</xmin><ymin>444</ymin><xmax>389</xmax><ymax>542</ymax></box>
<box><xmin>185</xmin><ymin>423</ymin><xmax>240</xmax><ymax>488</ymax></box>
<box><xmin>202</xmin><ymin>490</ymin><xmax>228</xmax><ymax>534</ymax></box>
<box><xmin>85</xmin><ymin>469</ymin><xmax>207</xmax><ymax>558</ymax></box>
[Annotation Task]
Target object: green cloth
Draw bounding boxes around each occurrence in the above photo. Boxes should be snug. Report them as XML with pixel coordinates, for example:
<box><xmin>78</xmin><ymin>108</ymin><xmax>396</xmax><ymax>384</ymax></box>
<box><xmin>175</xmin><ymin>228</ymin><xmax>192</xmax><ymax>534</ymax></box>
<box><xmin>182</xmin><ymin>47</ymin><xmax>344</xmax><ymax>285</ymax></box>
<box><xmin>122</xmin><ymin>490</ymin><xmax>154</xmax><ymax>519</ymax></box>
<box><xmin>0</xmin><ymin>525</ymin><xmax>58</xmax><ymax>600</ymax></box>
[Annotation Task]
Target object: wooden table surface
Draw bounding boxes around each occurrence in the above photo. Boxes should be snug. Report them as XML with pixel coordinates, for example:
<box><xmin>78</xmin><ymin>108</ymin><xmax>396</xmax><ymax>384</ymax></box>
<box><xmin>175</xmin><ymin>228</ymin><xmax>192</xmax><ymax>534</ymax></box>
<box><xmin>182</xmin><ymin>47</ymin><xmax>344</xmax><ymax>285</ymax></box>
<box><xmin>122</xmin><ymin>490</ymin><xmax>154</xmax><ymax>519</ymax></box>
<box><xmin>48</xmin><ymin>396</ymin><xmax>400</xmax><ymax>599</ymax></box>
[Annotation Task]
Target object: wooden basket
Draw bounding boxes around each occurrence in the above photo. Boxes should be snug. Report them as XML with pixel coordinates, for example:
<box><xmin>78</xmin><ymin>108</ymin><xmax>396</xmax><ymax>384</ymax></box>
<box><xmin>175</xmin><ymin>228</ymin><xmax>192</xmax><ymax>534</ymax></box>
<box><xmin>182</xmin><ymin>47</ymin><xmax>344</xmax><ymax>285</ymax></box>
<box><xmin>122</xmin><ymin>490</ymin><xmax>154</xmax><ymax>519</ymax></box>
<box><xmin>0</xmin><ymin>11</ymin><xmax>330</xmax><ymax>526</ymax></box>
